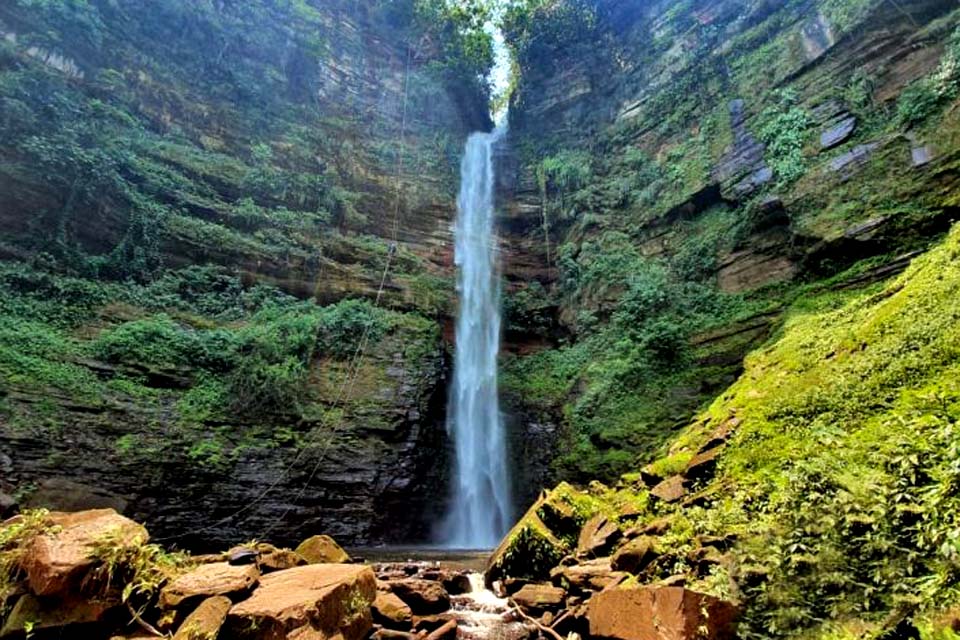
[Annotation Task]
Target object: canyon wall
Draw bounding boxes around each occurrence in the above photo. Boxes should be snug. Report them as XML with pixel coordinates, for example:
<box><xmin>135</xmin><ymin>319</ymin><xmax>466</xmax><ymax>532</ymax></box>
<box><xmin>0</xmin><ymin>0</ymin><xmax>488</xmax><ymax>548</ymax></box>
<box><xmin>498</xmin><ymin>0</ymin><xmax>960</xmax><ymax>483</ymax></box>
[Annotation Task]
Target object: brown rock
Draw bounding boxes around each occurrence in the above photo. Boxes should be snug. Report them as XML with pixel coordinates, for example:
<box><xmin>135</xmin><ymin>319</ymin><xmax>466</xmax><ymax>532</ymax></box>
<box><xmin>588</xmin><ymin>586</ymin><xmax>738</xmax><ymax>640</ymax></box>
<box><xmin>21</xmin><ymin>509</ymin><xmax>148</xmax><ymax>597</ymax></box>
<box><xmin>440</xmin><ymin>572</ymin><xmax>471</xmax><ymax>595</ymax></box>
<box><xmin>577</xmin><ymin>515</ymin><xmax>621</xmax><ymax>558</ymax></box>
<box><xmin>173</xmin><ymin>595</ymin><xmax>231</xmax><ymax>640</ymax></box>
<box><xmin>160</xmin><ymin>562</ymin><xmax>260</xmax><ymax>609</ymax></box>
<box><xmin>412</xmin><ymin>613</ymin><xmax>457</xmax><ymax>632</ymax></box>
<box><xmin>389</xmin><ymin>579</ymin><xmax>451</xmax><ymax>615</ymax></box>
<box><xmin>0</xmin><ymin>492</ymin><xmax>17</xmax><ymax>519</ymax></box>
<box><xmin>551</xmin><ymin>558</ymin><xmax>626</xmax><ymax>592</ymax></box>
<box><xmin>650</xmin><ymin>476</ymin><xmax>686</xmax><ymax>504</ymax></box>
<box><xmin>373</xmin><ymin>592</ymin><xmax>413</xmax><ymax>630</ymax></box>
<box><xmin>624</xmin><ymin>517</ymin><xmax>672</xmax><ymax>539</ymax></box>
<box><xmin>227</xmin><ymin>564</ymin><xmax>377</xmax><ymax>640</ymax></box>
<box><xmin>296</xmin><ymin>535</ymin><xmax>351</xmax><ymax>564</ymax></box>
<box><xmin>684</xmin><ymin>448</ymin><xmax>720</xmax><ymax>482</ymax></box>
<box><xmin>425</xmin><ymin>619</ymin><xmax>457</xmax><ymax>640</ymax></box>
<box><xmin>0</xmin><ymin>593</ymin><xmax>115</xmax><ymax>637</ymax></box>
<box><xmin>512</xmin><ymin>583</ymin><xmax>566</xmax><ymax>612</ymax></box>
<box><xmin>252</xmin><ymin>543</ymin><xmax>308</xmax><ymax>573</ymax></box>
<box><xmin>611</xmin><ymin>537</ymin><xmax>659</xmax><ymax>575</ymax></box>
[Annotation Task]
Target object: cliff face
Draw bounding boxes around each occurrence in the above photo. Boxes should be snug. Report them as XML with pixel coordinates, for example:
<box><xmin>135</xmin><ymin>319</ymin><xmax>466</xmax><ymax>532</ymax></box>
<box><xmin>0</xmin><ymin>0</ymin><xmax>489</xmax><ymax>548</ymax></box>
<box><xmin>499</xmin><ymin>0</ymin><xmax>960</xmax><ymax>482</ymax></box>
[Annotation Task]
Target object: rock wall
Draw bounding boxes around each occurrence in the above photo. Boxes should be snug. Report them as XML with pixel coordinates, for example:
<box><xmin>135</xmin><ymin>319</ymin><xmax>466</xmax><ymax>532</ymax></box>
<box><xmin>0</xmin><ymin>0</ymin><xmax>490</xmax><ymax>549</ymax></box>
<box><xmin>498</xmin><ymin>0</ymin><xmax>960</xmax><ymax>484</ymax></box>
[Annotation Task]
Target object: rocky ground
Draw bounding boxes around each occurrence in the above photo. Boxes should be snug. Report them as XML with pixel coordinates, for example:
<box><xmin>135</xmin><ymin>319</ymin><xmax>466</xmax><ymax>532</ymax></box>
<box><xmin>0</xmin><ymin>495</ymin><xmax>747</xmax><ymax>640</ymax></box>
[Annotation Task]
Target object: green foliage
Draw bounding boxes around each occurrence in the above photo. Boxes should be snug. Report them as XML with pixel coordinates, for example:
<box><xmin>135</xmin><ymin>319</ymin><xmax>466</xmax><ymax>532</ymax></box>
<box><xmin>896</xmin><ymin>25</ymin><xmax>960</xmax><ymax>127</ymax></box>
<box><xmin>757</xmin><ymin>90</ymin><xmax>812</xmax><ymax>186</ymax></box>
<box><xmin>0</xmin><ymin>509</ymin><xmax>54</xmax><ymax>602</ymax></box>
<box><xmin>636</xmin><ymin>226</ymin><xmax>960</xmax><ymax>638</ymax></box>
<box><xmin>92</xmin><ymin>315</ymin><xmax>237</xmax><ymax>371</ymax></box>
<box><xmin>502</xmin><ymin>0</ymin><xmax>599</xmax><ymax>72</ymax></box>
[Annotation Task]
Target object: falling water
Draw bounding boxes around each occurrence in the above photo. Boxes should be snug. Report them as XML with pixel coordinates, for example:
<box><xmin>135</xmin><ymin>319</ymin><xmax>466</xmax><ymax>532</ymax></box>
<box><xmin>440</xmin><ymin>124</ymin><xmax>512</xmax><ymax>549</ymax></box>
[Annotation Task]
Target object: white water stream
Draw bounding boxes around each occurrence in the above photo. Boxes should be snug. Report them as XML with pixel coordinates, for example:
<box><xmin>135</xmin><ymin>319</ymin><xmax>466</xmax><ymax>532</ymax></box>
<box><xmin>440</xmin><ymin>124</ymin><xmax>512</xmax><ymax>549</ymax></box>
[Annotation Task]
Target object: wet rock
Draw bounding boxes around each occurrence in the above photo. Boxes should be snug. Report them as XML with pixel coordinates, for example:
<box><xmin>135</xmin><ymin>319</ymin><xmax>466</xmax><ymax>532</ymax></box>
<box><xmin>425</xmin><ymin>618</ymin><xmax>458</xmax><ymax>640</ymax></box>
<box><xmin>830</xmin><ymin>142</ymin><xmax>879</xmax><ymax>174</ymax></box>
<box><xmin>296</xmin><ymin>534</ymin><xmax>351</xmax><ymax>564</ymax></box>
<box><xmin>821</xmin><ymin>116</ymin><xmax>856</xmax><ymax>150</ymax></box>
<box><xmin>801</xmin><ymin>11</ymin><xmax>836</xmax><ymax>61</ymax></box>
<box><xmin>373</xmin><ymin>592</ymin><xmax>413</xmax><ymax>630</ymax></box>
<box><xmin>21</xmin><ymin>509</ymin><xmax>148</xmax><ymax>597</ymax></box>
<box><xmin>160</xmin><ymin>562</ymin><xmax>259</xmax><ymax>609</ymax></box>
<box><xmin>587</xmin><ymin>586</ymin><xmax>738</xmax><ymax>640</ymax></box>
<box><xmin>713</xmin><ymin>99</ymin><xmax>771</xmax><ymax>199</ymax></box>
<box><xmin>912</xmin><ymin>145</ymin><xmax>935</xmax><ymax>167</ymax></box>
<box><xmin>650</xmin><ymin>476</ymin><xmax>686</xmax><ymax>504</ymax></box>
<box><xmin>389</xmin><ymin>579</ymin><xmax>451</xmax><ymax>615</ymax></box>
<box><xmin>611</xmin><ymin>537</ymin><xmax>660</xmax><ymax>575</ymax></box>
<box><xmin>0</xmin><ymin>593</ymin><xmax>115</xmax><ymax>637</ymax></box>
<box><xmin>412</xmin><ymin>613</ymin><xmax>457</xmax><ymax>632</ymax></box>
<box><xmin>227</xmin><ymin>564</ymin><xmax>377</xmax><ymax>640</ymax></box>
<box><xmin>576</xmin><ymin>515</ymin><xmax>621</xmax><ymax>558</ymax></box>
<box><xmin>511</xmin><ymin>583</ymin><xmax>566</xmax><ymax>612</ymax></box>
<box><xmin>172</xmin><ymin>595</ymin><xmax>231</xmax><ymax>640</ymax></box>
<box><xmin>441</xmin><ymin>572</ymin><xmax>472</xmax><ymax>595</ymax></box>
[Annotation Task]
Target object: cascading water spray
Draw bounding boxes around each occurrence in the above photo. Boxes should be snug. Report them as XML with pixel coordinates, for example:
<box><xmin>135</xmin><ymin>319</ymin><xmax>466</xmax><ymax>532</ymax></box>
<box><xmin>440</xmin><ymin>123</ymin><xmax>512</xmax><ymax>549</ymax></box>
<box><xmin>439</xmin><ymin>14</ymin><xmax>515</xmax><ymax>550</ymax></box>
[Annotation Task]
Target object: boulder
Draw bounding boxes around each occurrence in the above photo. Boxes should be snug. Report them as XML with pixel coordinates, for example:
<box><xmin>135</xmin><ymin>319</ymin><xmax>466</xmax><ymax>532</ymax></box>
<box><xmin>424</xmin><ymin>619</ymin><xmax>457</xmax><ymax>640</ymax></box>
<box><xmin>24</xmin><ymin>479</ymin><xmax>128</xmax><ymax>514</ymax></box>
<box><xmin>0</xmin><ymin>593</ymin><xmax>114</xmax><ymax>637</ymax></box>
<box><xmin>372</xmin><ymin>592</ymin><xmax>413</xmax><ymax>630</ymax></box>
<box><xmin>441</xmin><ymin>572</ymin><xmax>472</xmax><ymax>595</ymax></box>
<box><xmin>227</xmin><ymin>564</ymin><xmax>377</xmax><ymax>640</ymax></box>
<box><xmin>487</xmin><ymin>483</ymin><xmax>601</xmax><ymax>585</ymax></box>
<box><xmin>411</xmin><ymin>613</ymin><xmax>457</xmax><ymax>632</ymax></box>
<box><xmin>0</xmin><ymin>492</ymin><xmax>17</xmax><ymax>519</ymax></box>
<box><xmin>684</xmin><ymin>448</ymin><xmax>721</xmax><ymax>483</ymax></box>
<box><xmin>388</xmin><ymin>579</ymin><xmax>450</xmax><ymax>615</ymax></box>
<box><xmin>160</xmin><ymin>562</ymin><xmax>260</xmax><ymax>609</ymax></box>
<box><xmin>173</xmin><ymin>595</ymin><xmax>231</xmax><ymax>640</ymax></box>
<box><xmin>611</xmin><ymin>537</ymin><xmax>660</xmax><ymax>575</ymax></box>
<box><xmin>588</xmin><ymin>586</ymin><xmax>738</xmax><ymax>640</ymax></box>
<box><xmin>21</xmin><ymin>509</ymin><xmax>148</xmax><ymax>597</ymax></box>
<box><xmin>912</xmin><ymin>145</ymin><xmax>935</xmax><ymax>167</ymax></box>
<box><xmin>511</xmin><ymin>583</ymin><xmax>566</xmax><ymax>612</ymax></box>
<box><xmin>820</xmin><ymin>116</ymin><xmax>856</xmax><ymax>150</ymax></box>
<box><xmin>551</xmin><ymin>558</ymin><xmax>625</xmax><ymax>592</ymax></box>
<box><xmin>296</xmin><ymin>535</ymin><xmax>350</xmax><ymax>564</ymax></box>
<box><xmin>248</xmin><ymin>543</ymin><xmax>307</xmax><ymax>573</ymax></box>
<box><xmin>577</xmin><ymin>515</ymin><xmax>621</xmax><ymax>558</ymax></box>
<box><xmin>650</xmin><ymin>477</ymin><xmax>686</xmax><ymax>504</ymax></box>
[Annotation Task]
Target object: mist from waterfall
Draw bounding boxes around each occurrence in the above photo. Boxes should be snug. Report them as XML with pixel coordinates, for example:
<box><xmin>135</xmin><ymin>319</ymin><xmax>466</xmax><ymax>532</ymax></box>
<box><xmin>440</xmin><ymin>124</ymin><xmax>511</xmax><ymax>549</ymax></box>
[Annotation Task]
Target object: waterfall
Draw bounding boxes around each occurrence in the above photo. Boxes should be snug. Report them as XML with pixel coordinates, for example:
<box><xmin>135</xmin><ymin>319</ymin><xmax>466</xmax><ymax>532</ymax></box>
<box><xmin>440</xmin><ymin>124</ymin><xmax>512</xmax><ymax>549</ymax></box>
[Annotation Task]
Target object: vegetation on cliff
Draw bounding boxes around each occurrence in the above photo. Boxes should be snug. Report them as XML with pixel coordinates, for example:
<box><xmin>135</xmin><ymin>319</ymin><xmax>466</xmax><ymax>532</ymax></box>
<box><xmin>499</xmin><ymin>0</ymin><xmax>960</xmax><ymax>484</ymax></box>
<box><xmin>494</xmin><ymin>223</ymin><xmax>960</xmax><ymax>639</ymax></box>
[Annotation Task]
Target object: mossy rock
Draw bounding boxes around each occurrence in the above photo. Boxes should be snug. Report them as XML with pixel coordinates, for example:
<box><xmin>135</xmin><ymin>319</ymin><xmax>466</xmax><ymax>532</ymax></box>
<box><xmin>487</xmin><ymin>483</ymin><xmax>605</xmax><ymax>585</ymax></box>
<box><xmin>535</xmin><ymin>482</ymin><xmax>606</xmax><ymax>545</ymax></box>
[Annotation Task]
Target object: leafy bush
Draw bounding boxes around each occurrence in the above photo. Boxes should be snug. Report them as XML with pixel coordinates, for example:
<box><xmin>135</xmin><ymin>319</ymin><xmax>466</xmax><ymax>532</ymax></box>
<box><xmin>897</xmin><ymin>25</ymin><xmax>960</xmax><ymax>127</ymax></box>
<box><xmin>757</xmin><ymin>90</ymin><xmax>811</xmax><ymax>185</ymax></box>
<box><xmin>92</xmin><ymin>315</ymin><xmax>237</xmax><ymax>371</ymax></box>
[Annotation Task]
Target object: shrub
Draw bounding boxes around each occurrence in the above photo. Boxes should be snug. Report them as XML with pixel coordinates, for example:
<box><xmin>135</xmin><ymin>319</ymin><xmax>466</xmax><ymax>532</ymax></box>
<box><xmin>757</xmin><ymin>90</ymin><xmax>811</xmax><ymax>185</ymax></box>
